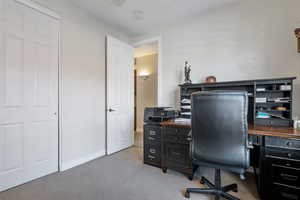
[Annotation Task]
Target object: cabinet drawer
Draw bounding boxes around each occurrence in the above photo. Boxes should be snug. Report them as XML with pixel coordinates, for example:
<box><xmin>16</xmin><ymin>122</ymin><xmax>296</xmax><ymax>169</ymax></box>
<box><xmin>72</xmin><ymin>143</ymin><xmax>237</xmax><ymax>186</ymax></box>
<box><xmin>266</xmin><ymin>137</ymin><xmax>300</xmax><ymax>150</ymax></box>
<box><xmin>165</xmin><ymin>127</ymin><xmax>190</xmax><ymax>136</ymax></box>
<box><xmin>269</xmin><ymin>157</ymin><xmax>300</xmax><ymax>169</ymax></box>
<box><xmin>164</xmin><ymin>129</ymin><xmax>178</xmax><ymax>142</ymax></box>
<box><xmin>144</xmin><ymin>144</ymin><xmax>161</xmax><ymax>166</ymax></box>
<box><xmin>163</xmin><ymin>142</ymin><xmax>190</xmax><ymax>168</ymax></box>
<box><xmin>164</xmin><ymin>127</ymin><xmax>190</xmax><ymax>144</ymax></box>
<box><xmin>272</xmin><ymin>165</ymin><xmax>300</xmax><ymax>188</ymax></box>
<box><xmin>272</xmin><ymin>184</ymin><xmax>300</xmax><ymax>200</ymax></box>
<box><xmin>144</xmin><ymin>125</ymin><xmax>161</xmax><ymax>144</ymax></box>
<box><xmin>265</xmin><ymin>147</ymin><xmax>300</xmax><ymax>161</ymax></box>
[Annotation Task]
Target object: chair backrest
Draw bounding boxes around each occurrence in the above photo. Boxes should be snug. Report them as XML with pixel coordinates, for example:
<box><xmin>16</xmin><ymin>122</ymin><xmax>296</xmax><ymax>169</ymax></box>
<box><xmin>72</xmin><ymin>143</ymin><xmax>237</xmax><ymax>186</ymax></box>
<box><xmin>191</xmin><ymin>90</ymin><xmax>249</xmax><ymax>174</ymax></box>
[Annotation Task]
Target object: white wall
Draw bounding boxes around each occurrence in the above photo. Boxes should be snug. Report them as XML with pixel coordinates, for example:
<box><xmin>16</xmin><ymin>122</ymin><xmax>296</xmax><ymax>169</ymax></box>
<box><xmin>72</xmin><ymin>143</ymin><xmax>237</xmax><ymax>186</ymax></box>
<box><xmin>33</xmin><ymin>0</ymin><xmax>129</xmax><ymax>170</ymax></box>
<box><xmin>132</xmin><ymin>0</ymin><xmax>300</xmax><ymax>118</ymax></box>
<box><xmin>135</xmin><ymin>54</ymin><xmax>158</xmax><ymax>131</ymax></box>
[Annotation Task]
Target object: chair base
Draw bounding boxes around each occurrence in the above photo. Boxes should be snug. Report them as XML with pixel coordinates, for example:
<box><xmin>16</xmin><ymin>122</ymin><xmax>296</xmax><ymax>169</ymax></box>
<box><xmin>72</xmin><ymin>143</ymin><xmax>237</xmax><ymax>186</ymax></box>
<box><xmin>184</xmin><ymin>169</ymin><xmax>240</xmax><ymax>200</ymax></box>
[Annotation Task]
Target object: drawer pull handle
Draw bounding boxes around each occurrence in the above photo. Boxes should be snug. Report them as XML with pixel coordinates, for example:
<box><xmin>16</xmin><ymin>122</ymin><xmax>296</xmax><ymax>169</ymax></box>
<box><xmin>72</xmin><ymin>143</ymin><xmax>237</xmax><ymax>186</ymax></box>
<box><xmin>288</xmin><ymin>153</ymin><xmax>292</xmax><ymax>158</ymax></box>
<box><xmin>286</xmin><ymin>141</ymin><xmax>292</xmax><ymax>146</ymax></box>
<box><xmin>280</xmin><ymin>173</ymin><xmax>298</xmax><ymax>182</ymax></box>
<box><xmin>148</xmin><ymin>137</ymin><xmax>155</xmax><ymax>140</ymax></box>
<box><xmin>149</xmin><ymin>149</ymin><xmax>156</xmax><ymax>154</ymax></box>
<box><xmin>149</xmin><ymin>130</ymin><xmax>156</xmax><ymax>136</ymax></box>
<box><xmin>172</xmin><ymin>152</ymin><xmax>181</xmax><ymax>156</ymax></box>
<box><xmin>280</xmin><ymin>192</ymin><xmax>299</xmax><ymax>200</ymax></box>
<box><xmin>148</xmin><ymin>155</ymin><xmax>155</xmax><ymax>159</ymax></box>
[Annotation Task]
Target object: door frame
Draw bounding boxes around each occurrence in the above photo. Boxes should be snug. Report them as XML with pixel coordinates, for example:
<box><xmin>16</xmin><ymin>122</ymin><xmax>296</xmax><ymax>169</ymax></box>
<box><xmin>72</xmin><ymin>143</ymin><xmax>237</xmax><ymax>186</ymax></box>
<box><xmin>133</xmin><ymin>36</ymin><xmax>162</xmax><ymax>106</ymax></box>
<box><xmin>13</xmin><ymin>0</ymin><xmax>62</xmax><ymax>171</ymax></box>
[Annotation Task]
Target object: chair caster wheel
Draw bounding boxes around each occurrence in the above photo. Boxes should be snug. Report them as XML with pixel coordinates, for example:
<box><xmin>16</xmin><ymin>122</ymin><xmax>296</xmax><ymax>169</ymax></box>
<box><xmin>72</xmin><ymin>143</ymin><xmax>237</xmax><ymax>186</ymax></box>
<box><xmin>188</xmin><ymin>175</ymin><xmax>193</xmax><ymax>181</ymax></box>
<box><xmin>162</xmin><ymin>168</ymin><xmax>167</xmax><ymax>173</ymax></box>
<box><xmin>200</xmin><ymin>177</ymin><xmax>205</xmax><ymax>184</ymax></box>
<box><xmin>184</xmin><ymin>191</ymin><xmax>190</xmax><ymax>198</ymax></box>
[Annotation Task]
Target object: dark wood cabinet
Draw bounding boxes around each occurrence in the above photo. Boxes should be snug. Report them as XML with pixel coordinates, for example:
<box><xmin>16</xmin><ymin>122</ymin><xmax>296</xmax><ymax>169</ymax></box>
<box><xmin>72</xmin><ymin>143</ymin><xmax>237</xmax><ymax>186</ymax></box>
<box><xmin>179</xmin><ymin>77</ymin><xmax>296</xmax><ymax>127</ymax></box>
<box><xmin>178</xmin><ymin>77</ymin><xmax>299</xmax><ymax>199</ymax></box>
<box><xmin>143</xmin><ymin>125</ymin><xmax>162</xmax><ymax>168</ymax></box>
<box><xmin>160</xmin><ymin>120</ymin><xmax>300</xmax><ymax>199</ymax></box>
<box><xmin>260</xmin><ymin>136</ymin><xmax>300</xmax><ymax>200</ymax></box>
<box><xmin>161</xmin><ymin>126</ymin><xmax>197</xmax><ymax>180</ymax></box>
<box><xmin>144</xmin><ymin>125</ymin><xmax>161</xmax><ymax>143</ymax></box>
<box><xmin>163</xmin><ymin>142</ymin><xmax>190</xmax><ymax>167</ymax></box>
<box><xmin>144</xmin><ymin>143</ymin><xmax>161</xmax><ymax>167</ymax></box>
<box><xmin>142</xmin><ymin>77</ymin><xmax>300</xmax><ymax>199</ymax></box>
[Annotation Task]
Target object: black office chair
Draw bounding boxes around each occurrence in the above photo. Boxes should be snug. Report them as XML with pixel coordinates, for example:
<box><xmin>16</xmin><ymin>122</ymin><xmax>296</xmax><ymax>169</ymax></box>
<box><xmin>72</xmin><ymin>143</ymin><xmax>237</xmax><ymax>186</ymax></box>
<box><xmin>185</xmin><ymin>91</ymin><xmax>251</xmax><ymax>200</ymax></box>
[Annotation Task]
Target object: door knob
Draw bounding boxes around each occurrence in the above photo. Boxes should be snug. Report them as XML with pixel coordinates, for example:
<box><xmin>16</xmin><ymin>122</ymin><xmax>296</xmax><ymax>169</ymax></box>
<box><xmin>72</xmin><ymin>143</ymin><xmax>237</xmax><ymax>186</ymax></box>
<box><xmin>108</xmin><ymin>108</ymin><xmax>116</xmax><ymax>112</ymax></box>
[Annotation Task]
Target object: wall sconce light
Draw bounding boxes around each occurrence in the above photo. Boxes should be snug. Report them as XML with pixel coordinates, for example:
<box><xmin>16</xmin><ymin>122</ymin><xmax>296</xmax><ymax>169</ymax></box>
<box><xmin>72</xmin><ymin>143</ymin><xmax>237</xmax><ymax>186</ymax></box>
<box><xmin>295</xmin><ymin>28</ymin><xmax>300</xmax><ymax>53</ymax></box>
<box><xmin>139</xmin><ymin>71</ymin><xmax>149</xmax><ymax>80</ymax></box>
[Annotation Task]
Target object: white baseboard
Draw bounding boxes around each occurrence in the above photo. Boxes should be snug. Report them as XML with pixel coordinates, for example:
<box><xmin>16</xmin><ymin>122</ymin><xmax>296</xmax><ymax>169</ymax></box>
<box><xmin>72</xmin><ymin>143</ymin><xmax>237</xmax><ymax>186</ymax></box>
<box><xmin>60</xmin><ymin>150</ymin><xmax>106</xmax><ymax>171</ymax></box>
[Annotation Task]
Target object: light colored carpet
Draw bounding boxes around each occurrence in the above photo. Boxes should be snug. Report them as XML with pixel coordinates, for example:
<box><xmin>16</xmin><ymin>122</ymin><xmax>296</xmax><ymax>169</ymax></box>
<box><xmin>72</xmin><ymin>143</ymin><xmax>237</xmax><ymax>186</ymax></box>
<box><xmin>0</xmin><ymin>147</ymin><xmax>259</xmax><ymax>200</ymax></box>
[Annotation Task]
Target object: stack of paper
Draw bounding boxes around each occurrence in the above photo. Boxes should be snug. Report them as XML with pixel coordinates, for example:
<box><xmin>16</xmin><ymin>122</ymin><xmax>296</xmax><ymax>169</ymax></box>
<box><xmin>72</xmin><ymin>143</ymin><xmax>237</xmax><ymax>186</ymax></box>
<box><xmin>181</xmin><ymin>99</ymin><xmax>191</xmax><ymax>104</ymax></box>
<box><xmin>256</xmin><ymin>112</ymin><xmax>271</xmax><ymax>119</ymax></box>
<box><xmin>181</xmin><ymin>105</ymin><xmax>191</xmax><ymax>109</ymax></box>
<box><xmin>175</xmin><ymin>118</ymin><xmax>191</xmax><ymax>123</ymax></box>
<box><xmin>181</xmin><ymin>112</ymin><xmax>191</xmax><ymax>116</ymax></box>
<box><xmin>256</xmin><ymin>88</ymin><xmax>266</xmax><ymax>92</ymax></box>
<box><xmin>256</xmin><ymin>98</ymin><xmax>267</xmax><ymax>103</ymax></box>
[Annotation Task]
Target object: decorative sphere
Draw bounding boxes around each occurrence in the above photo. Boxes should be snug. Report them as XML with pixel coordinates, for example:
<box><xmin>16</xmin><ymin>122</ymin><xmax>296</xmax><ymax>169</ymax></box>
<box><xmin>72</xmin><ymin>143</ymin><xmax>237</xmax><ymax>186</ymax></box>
<box><xmin>206</xmin><ymin>76</ymin><xmax>217</xmax><ymax>83</ymax></box>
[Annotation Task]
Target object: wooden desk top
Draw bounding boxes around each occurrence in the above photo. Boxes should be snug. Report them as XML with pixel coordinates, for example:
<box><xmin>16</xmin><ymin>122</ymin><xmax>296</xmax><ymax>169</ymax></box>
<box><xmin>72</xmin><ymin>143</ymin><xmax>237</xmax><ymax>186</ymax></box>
<box><xmin>160</xmin><ymin>119</ymin><xmax>300</xmax><ymax>139</ymax></box>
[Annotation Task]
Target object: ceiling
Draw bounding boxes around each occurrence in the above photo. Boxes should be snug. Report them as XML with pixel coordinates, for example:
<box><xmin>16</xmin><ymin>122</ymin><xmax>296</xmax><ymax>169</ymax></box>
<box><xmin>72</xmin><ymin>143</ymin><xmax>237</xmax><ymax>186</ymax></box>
<box><xmin>134</xmin><ymin>42</ymin><xmax>158</xmax><ymax>58</ymax></box>
<box><xmin>69</xmin><ymin>0</ymin><xmax>238</xmax><ymax>37</ymax></box>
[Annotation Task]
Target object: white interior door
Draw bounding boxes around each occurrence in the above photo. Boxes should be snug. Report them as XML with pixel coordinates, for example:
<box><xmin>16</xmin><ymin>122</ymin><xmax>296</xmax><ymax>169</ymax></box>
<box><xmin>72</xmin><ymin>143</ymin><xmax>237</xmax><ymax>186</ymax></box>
<box><xmin>0</xmin><ymin>0</ymin><xmax>59</xmax><ymax>192</ymax></box>
<box><xmin>106</xmin><ymin>36</ymin><xmax>134</xmax><ymax>155</ymax></box>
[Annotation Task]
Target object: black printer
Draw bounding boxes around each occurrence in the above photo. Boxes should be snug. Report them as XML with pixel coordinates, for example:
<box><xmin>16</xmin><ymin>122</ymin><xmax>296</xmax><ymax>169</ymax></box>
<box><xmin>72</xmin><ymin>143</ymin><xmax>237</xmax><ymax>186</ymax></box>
<box><xmin>144</xmin><ymin>107</ymin><xmax>177</xmax><ymax>124</ymax></box>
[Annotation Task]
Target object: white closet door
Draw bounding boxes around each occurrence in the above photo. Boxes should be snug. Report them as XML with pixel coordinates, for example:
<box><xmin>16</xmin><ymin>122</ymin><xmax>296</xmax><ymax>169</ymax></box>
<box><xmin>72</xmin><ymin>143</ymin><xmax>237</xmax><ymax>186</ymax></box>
<box><xmin>0</xmin><ymin>0</ymin><xmax>59</xmax><ymax>192</ymax></box>
<box><xmin>106</xmin><ymin>36</ymin><xmax>134</xmax><ymax>155</ymax></box>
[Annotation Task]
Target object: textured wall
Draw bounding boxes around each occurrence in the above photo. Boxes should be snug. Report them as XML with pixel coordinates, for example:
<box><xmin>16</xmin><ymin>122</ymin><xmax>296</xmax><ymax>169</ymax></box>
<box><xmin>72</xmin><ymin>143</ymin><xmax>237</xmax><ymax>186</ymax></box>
<box><xmin>132</xmin><ymin>0</ymin><xmax>300</xmax><ymax>118</ymax></box>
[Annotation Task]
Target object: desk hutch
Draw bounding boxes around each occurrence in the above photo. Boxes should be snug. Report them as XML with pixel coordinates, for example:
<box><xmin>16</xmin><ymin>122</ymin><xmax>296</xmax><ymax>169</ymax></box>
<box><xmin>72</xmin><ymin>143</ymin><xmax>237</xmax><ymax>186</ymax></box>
<box><xmin>159</xmin><ymin>77</ymin><xmax>300</xmax><ymax>200</ymax></box>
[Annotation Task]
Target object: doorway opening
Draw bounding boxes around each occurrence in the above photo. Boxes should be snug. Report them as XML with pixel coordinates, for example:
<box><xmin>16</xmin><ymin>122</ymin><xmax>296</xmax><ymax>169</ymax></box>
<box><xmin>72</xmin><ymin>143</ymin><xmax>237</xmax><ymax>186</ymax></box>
<box><xmin>133</xmin><ymin>41</ymin><xmax>159</xmax><ymax>148</ymax></box>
